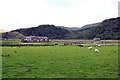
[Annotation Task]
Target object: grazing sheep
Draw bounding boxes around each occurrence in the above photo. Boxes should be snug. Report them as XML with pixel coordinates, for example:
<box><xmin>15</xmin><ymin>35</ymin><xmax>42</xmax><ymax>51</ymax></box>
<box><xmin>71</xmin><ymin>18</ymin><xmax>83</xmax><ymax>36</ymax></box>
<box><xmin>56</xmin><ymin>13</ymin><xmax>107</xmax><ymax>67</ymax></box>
<box><xmin>1</xmin><ymin>55</ymin><xmax>5</xmax><ymax>57</ymax></box>
<box><xmin>78</xmin><ymin>45</ymin><xmax>83</xmax><ymax>47</ymax></box>
<box><xmin>1</xmin><ymin>54</ymin><xmax>10</xmax><ymax>57</ymax></box>
<box><xmin>88</xmin><ymin>47</ymin><xmax>92</xmax><ymax>50</ymax></box>
<box><xmin>98</xmin><ymin>45</ymin><xmax>101</xmax><ymax>47</ymax></box>
<box><xmin>95</xmin><ymin>49</ymin><xmax>100</xmax><ymax>53</ymax></box>
<box><xmin>7</xmin><ymin>54</ymin><xmax>10</xmax><ymax>56</ymax></box>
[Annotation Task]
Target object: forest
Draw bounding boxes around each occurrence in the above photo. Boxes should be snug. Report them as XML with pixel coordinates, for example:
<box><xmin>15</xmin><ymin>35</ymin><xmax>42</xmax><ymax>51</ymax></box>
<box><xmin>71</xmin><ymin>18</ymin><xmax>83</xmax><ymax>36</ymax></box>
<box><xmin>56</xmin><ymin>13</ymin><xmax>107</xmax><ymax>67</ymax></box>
<box><xmin>2</xmin><ymin>17</ymin><xmax>120</xmax><ymax>40</ymax></box>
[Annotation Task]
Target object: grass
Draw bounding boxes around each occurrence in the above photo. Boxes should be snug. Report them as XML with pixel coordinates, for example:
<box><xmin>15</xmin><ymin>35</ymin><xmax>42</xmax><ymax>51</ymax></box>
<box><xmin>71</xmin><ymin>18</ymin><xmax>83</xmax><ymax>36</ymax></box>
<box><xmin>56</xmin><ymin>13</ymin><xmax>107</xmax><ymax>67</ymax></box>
<box><xmin>2</xmin><ymin>45</ymin><xmax>118</xmax><ymax>78</ymax></box>
<box><xmin>2</xmin><ymin>41</ymin><xmax>20</xmax><ymax>45</ymax></box>
<box><xmin>2</xmin><ymin>40</ymin><xmax>62</xmax><ymax>46</ymax></box>
<box><xmin>2</xmin><ymin>39</ymin><xmax>118</xmax><ymax>45</ymax></box>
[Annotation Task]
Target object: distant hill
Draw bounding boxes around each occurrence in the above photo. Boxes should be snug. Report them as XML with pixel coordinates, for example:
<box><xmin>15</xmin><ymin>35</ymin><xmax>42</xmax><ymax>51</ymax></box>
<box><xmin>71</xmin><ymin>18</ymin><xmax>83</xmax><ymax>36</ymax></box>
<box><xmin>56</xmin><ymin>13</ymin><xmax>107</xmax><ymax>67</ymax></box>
<box><xmin>76</xmin><ymin>17</ymin><xmax>120</xmax><ymax>40</ymax></box>
<box><xmin>70</xmin><ymin>27</ymin><xmax>80</xmax><ymax>30</ymax></box>
<box><xmin>11</xmin><ymin>25</ymin><xmax>72</xmax><ymax>39</ymax></box>
<box><xmin>79</xmin><ymin>22</ymin><xmax>100</xmax><ymax>31</ymax></box>
<box><xmin>56</xmin><ymin>26</ymin><xmax>79</xmax><ymax>30</ymax></box>
<box><xmin>10</xmin><ymin>17</ymin><xmax>119</xmax><ymax>40</ymax></box>
<box><xmin>0</xmin><ymin>29</ymin><xmax>9</xmax><ymax>33</ymax></box>
<box><xmin>2</xmin><ymin>32</ymin><xmax>25</xmax><ymax>39</ymax></box>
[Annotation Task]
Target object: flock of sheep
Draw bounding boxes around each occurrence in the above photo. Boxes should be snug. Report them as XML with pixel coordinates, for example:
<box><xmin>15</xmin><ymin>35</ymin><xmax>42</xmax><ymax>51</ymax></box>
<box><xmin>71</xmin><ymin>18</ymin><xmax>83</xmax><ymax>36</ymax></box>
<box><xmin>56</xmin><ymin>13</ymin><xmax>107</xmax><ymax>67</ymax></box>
<box><xmin>1</xmin><ymin>44</ymin><xmax>101</xmax><ymax>57</ymax></box>
<box><xmin>88</xmin><ymin>45</ymin><xmax>101</xmax><ymax>53</ymax></box>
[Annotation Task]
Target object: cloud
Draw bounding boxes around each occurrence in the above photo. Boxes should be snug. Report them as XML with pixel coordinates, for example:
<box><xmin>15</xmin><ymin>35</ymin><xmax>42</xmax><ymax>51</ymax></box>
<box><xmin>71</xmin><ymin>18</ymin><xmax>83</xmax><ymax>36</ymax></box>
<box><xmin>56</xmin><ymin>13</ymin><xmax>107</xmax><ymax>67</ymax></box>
<box><xmin>0</xmin><ymin>0</ymin><xmax>118</xmax><ymax>30</ymax></box>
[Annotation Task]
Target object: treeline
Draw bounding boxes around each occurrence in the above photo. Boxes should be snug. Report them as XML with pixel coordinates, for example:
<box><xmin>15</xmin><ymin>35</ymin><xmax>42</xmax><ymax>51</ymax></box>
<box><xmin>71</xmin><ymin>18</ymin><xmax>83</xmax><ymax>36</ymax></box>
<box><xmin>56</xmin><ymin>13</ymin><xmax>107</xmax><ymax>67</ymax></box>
<box><xmin>10</xmin><ymin>17</ymin><xmax>120</xmax><ymax>40</ymax></box>
<box><xmin>76</xmin><ymin>17</ymin><xmax>120</xmax><ymax>40</ymax></box>
<box><xmin>2</xmin><ymin>32</ymin><xmax>24</xmax><ymax>39</ymax></box>
<box><xmin>11</xmin><ymin>25</ymin><xmax>70</xmax><ymax>39</ymax></box>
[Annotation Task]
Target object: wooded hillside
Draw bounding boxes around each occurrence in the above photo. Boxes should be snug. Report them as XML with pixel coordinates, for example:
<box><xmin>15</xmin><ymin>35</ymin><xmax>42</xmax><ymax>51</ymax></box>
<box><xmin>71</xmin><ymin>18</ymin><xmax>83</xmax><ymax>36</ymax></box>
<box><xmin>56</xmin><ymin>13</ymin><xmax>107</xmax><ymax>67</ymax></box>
<box><xmin>10</xmin><ymin>17</ymin><xmax>120</xmax><ymax>40</ymax></box>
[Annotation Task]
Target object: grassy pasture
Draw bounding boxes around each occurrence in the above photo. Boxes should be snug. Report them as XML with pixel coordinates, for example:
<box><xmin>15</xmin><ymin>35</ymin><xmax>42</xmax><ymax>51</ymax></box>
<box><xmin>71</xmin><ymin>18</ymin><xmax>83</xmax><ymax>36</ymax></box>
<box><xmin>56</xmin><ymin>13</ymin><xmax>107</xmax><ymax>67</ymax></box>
<box><xmin>2</xmin><ymin>45</ymin><xmax>118</xmax><ymax>78</ymax></box>
<box><xmin>2</xmin><ymin>39</ymin><xmax>118</xmax><ymax>45</ymax></box>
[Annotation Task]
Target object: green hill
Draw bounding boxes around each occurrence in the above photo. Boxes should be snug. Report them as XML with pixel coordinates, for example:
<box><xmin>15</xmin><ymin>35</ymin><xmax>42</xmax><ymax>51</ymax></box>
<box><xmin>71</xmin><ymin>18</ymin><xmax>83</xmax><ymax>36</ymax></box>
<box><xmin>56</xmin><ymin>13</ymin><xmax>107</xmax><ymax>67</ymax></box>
<box><xmin>11</xmin><ymin>25</ymin><xmax>71</xmax><ymax>39</ymax></box>
<box><xmin>10</xmin><ymin>17</ymin><xmax>119</xmax><ymax>40</ymax></box>
<box><xmin>77</xmin><ymin>17</ymin><xmax>120</xmax><ymax>40</ymax></box>
<box><xmin>0</xmin><ymin>29</ymin><xmax>9</xmax><ymax>33</ymax></box>
<box><xmin>2</xmin><ymin>32</ymin><xmax>25</xmax><ymax>39</ymax></box>
<box><xmin>79</xmin><ymin>22</ymin><xmax>100</xmax><ymax>31</ymax></box>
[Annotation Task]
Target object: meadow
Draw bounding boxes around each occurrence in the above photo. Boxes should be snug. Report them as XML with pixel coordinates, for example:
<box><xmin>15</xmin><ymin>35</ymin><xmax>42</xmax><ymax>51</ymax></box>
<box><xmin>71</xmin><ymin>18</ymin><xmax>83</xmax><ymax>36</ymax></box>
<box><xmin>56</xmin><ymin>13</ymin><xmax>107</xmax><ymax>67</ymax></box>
<box><xmin>2</xmin><ymin>45</ymin><xmax>118</xmax><ymax>78</ymax></box>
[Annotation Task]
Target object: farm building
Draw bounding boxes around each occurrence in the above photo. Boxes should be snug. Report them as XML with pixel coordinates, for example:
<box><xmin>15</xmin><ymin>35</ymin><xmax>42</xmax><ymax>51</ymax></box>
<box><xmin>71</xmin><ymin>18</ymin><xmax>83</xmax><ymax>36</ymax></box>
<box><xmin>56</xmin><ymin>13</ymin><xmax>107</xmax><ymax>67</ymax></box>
<box><xmin>93</xmin><ymin>38</ymin><xmax>102</xmax><ymax>44</ymax></box>
<box><xmin>21</xmin><ymin>36</ymin><xmax>49</xmax><ymax>42</ymax></box>
<box><xmin>93</xmin><ymin>38</ymin><xmax>100</xmax><ymax>41</ymax></box>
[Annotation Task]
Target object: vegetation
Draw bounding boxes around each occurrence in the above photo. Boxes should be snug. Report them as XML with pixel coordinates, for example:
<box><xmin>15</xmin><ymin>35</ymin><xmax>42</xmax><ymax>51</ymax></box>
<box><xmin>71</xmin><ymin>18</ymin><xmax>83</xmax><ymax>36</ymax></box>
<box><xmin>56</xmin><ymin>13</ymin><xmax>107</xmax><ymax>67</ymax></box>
<box><xmin>1</xmin><ymin>40</ymin><xmax>63</xmax><ymax>46</ymax></box>
<box><xmin>2</xmin><ymin>45</ymin><xmax>118</xmax><ymax>78</ymax></box>
<box><xmin>1</xmin><ymin>39</ymin><xmax>118</xmax><ymax>46</ymax></box>
<box><xmin>0</xmin><ymin>29</ymin><xmax>9</xmax><ymax>33</ymax></box>
<box><xmin>77</xmin><ymin>17</ymin><xmax>120</xmax><ymax>40</ymax></box>
<box><xmin>79</xmin><ymin>22</ymin><xmax>100</xmax><ymax>31</ymax></box>
<box><xmin>11</xmin><ymin>25</ymin><xmax>70</xmax><ymax>39</ymax></box>
<box><xmin>2</xmin><ymin>41</ymin><xmax>20</xmax><ymax>45</ymax></box>
<box><xmin>2</xmin><ymin>32</ymin><xmax>24</xmax><ymax>39</ymax></box>
<box><xmin>10</xmin><ymin>17</ymin><xmax>120</xmax><ymax>40</ymax></box>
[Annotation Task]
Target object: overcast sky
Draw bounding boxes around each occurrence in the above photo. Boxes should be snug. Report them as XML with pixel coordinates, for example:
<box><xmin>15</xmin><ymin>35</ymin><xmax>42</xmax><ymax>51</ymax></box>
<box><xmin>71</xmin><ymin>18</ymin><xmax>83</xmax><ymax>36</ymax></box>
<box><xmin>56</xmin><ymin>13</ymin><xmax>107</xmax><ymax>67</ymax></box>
<box><xmin>0</xmin><ymin>0</ymin><xmax>119</xmax><ymax>30</ymax></box>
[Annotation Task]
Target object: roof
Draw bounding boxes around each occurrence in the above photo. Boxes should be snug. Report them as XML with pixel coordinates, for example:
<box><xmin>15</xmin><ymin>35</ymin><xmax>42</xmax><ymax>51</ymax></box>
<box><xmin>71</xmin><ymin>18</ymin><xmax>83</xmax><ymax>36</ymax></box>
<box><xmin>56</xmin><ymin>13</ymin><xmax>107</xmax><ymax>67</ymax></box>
<box><xmin>24</xmin><ymin>36</ymin><xmax>48</xmax><ymax>39</ymax></box>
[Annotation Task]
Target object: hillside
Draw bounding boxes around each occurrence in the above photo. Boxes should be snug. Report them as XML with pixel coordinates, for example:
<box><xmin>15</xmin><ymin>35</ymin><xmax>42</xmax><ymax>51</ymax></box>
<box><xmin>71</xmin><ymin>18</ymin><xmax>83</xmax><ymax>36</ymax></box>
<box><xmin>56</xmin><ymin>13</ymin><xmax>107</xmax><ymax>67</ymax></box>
<box><xmin>0</xmin><ymin>29</ymin><xmax>9</xmax><ymax>33</ymax></box>
<box><xmin>2</xmin><ymin>32</ymin><xmax>25</xmax><ymax>39</ymax></box>
<box><xmin>10</xmin><ymin>17</ymin><xmax>119</xmax><ymax>40</ymax></box>
<box><xmin>11</xmin><ymin>25</ymin><xmax>72</xmax><ymax>39</ymax></box>
<box><xmin>79</xmin><ymin>22</ymin><xmax>100</xmax><ymax>31</ymax></box>
<box><xmin>77</xmin><ymin>17</ymin><xmax>120</xmax><ymax>40</ymax></box>
<box><xmin>56</xmin><ymin>26</ymin><xmax>79</xmax><ymax>30</ymax></box>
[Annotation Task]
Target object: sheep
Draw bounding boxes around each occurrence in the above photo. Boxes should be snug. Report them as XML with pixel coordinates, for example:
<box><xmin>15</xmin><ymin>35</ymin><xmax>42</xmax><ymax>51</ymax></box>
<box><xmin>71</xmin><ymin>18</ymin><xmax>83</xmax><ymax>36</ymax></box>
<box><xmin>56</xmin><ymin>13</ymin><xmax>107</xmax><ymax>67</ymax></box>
<box><xmin>95</xmin><ymin>49</ymin><xmax>100</xmax><ymax>53</ymax></box>
<box><xmin>98</xmin><ymin>45</ymin><xmax>101</xmax><ymax>47</ymax></box>
<box><xmin>88</xmin><ymin>47</ymin><xmax>92</xmax><ymax>50</ymax></box>
<box><xmin>1</xmin><ymin>54</ymin><xmax>10</xmax><ymax>57</ymax></box>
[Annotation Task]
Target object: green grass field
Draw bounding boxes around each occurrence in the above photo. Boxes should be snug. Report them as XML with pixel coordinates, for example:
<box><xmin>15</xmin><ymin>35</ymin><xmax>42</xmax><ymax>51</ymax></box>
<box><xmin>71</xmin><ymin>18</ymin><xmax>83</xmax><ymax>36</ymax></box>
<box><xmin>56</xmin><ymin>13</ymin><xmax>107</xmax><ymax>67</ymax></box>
<box><xmin>2</xmin><ymin>45</ymin><xmax>118</xmax><ymax>78</ymax></box>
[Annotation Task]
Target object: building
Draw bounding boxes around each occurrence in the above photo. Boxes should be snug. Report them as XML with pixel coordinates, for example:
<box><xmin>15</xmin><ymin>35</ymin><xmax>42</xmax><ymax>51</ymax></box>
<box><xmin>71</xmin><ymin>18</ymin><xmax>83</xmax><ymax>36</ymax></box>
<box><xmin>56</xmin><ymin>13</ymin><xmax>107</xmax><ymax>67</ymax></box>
<box><xmin>93</xmin><ymin>38</ymin><xmax>101</xmax><ymax>44</ymax></box>
<box><xmin>21</xmin><ymin>36</ymin><xmax>49</xmax><ymax>42</ymax></box>
<box><xmin>93</xmin><ymin>38</ymin><xmax>100</xmax><ymax>41</ymax></box>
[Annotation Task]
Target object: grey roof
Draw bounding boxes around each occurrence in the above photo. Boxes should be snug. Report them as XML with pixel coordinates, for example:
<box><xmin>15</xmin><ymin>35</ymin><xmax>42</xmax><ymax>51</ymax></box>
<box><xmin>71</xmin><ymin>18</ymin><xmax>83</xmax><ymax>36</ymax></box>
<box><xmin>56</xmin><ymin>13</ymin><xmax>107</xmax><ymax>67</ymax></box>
<box><xmin>24</xmin><ymin>36</ymin><xmax>48</xmax><ymax>39</ymax></box>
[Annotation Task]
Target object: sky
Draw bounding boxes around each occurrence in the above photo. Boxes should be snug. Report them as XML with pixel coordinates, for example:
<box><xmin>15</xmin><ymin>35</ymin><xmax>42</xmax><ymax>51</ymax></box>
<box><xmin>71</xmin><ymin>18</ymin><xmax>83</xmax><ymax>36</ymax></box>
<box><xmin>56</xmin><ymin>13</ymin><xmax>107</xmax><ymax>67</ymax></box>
<box><xmin>0</xmin><ymin>0</ymin><xmax>119</xmax><ymax>30</ymax></box>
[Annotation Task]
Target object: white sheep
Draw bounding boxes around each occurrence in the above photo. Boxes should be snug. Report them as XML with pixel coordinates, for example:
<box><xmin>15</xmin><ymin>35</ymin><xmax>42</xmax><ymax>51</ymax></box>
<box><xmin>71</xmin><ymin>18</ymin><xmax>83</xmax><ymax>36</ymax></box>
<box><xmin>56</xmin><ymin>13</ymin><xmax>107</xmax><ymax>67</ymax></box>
<box><xmin>98</xmin><ymin>45</ymin><xmax>101</xmax><ymax>47</ymax></box>
<box><xmin>88</xmin><ymin>47</ymin><xmax>92</xmax><ymax>50</ymax></box>
<box><xmin>95</xmin><ymin>49</ymin><xmax>100</xmax><ymax>53</ymax></box>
